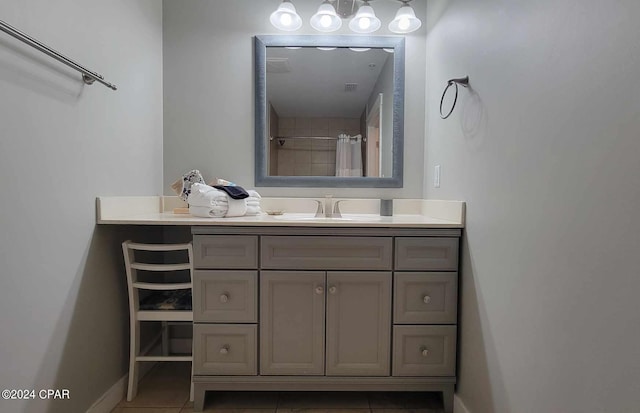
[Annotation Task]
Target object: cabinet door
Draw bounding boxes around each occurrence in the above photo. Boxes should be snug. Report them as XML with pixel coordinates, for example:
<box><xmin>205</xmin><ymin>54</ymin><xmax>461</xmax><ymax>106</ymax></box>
<box><xmin>326</xmin><ymin>272</ymin><xmax>391</xmax><ymax>376</ymax></box>
<box><xmin>260</xmin><ymin>271</ymin><xmax>325</xmax><ymax>375</ymax></box>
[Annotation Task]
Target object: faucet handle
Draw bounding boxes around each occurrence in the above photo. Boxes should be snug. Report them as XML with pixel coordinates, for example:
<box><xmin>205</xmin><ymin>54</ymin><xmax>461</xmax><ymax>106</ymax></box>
<box><xmin>332</xmin><ymin>200</ymin><xmax>344</xmax><ymax>218</ymax></box>
<box><xmin>324</xmin><ymin>195</ymin><xmax>333</xmax><ymax>218</ymax></box>
<box><xmin>313</xmin><ymin>199</ymin><xmax>324</xmax><ymax>218</ymax></box>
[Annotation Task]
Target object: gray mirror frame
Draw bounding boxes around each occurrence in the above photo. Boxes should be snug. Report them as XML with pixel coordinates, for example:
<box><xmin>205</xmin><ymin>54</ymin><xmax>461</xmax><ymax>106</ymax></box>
<box><xmin>255</xmin><ymin>35</ymin><xmax>405</xmax><ymax>188</ymax></box>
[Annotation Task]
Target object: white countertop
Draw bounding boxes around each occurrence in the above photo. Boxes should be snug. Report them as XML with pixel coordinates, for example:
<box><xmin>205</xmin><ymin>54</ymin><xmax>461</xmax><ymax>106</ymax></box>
<box><xmin>96</xmin><ymin>197</ymin><xmax>465</xmax><ymax>228</ymax></box>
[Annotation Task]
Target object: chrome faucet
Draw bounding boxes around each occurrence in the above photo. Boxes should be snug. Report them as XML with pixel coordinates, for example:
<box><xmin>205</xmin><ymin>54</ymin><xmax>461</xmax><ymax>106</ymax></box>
<box><xmin>332</xmin><ymin>200</ymin><xmax>343</xmax><ymax>218</ymax></box>
<box><xmin>313</xmin><ymin>196</ymin><xmax>344</xmax><ymax>218</ymax></box>
<box><xmin>324</xmin><ymin>195</ymin><xmax>333</xmax><ymax>218</ymax></box>
<box><xmin>313</xmin><ymin>199</ymin><xmax>324</xmax><ymax>218</ymax></box>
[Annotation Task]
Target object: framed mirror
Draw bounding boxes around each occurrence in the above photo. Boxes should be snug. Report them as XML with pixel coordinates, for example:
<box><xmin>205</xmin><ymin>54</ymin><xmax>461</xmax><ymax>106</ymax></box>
<box><xmin>255</xmin><ymin>35</ymin><xmax>404</xmax><ymax>188</ymax></box>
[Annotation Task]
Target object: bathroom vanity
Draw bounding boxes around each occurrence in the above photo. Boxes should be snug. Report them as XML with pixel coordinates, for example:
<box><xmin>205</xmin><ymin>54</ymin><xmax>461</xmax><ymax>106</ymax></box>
<box><xmin>96</xmin><ymin>197</ymin><xmax>464</xmax><ymax>413</ymax></box>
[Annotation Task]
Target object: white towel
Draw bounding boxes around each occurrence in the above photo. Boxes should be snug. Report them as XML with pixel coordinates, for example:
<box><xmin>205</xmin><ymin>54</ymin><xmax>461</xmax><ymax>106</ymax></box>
<box><xmin>246</xmin><ymin>205</ymin><xmax>262</xmax><ymax>215</ymax></box>
<box><xmin>187</xmin><ymin>183</ymin><xmax>262</xmax><ymax>217</ymax></box>
<box><xmin>247</xmin><ymin>190</ymin><xmax>261</xmax><ymax>199</ymax></box>
<box><xmin>187</xmin><ymin>183</ymin><xmax>226</xmax><ymax>207</ymax></box>
<box><xmin>189</xmin><ymin>205</ymin><xmax>225</xmax><ymax>218</ymax></box>
<box><xmin>226</xmin><ymin>198</ymin><xmax>247</xmax><ymax>217</ymax></box>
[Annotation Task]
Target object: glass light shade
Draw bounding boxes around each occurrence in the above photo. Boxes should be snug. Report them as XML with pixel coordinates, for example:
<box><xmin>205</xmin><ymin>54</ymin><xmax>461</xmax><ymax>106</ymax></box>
<box><xmin>388</xmin><ymin>4</ymin><xmax>422</xmax><ymax>33</ymax></box>
<box><xmin>348</xmin><ymin>4</ymin><xmax>381</xmax><ymax>33</ymax></box>
<box><xmin>270</xmin><ymin>1</ymin><xmax>303</xmax><ymax>31</ymax></box>
<box><xmin>310</xmin><ymin>1</ymin><xmax>342</xmax><ymax>32</ymax></box>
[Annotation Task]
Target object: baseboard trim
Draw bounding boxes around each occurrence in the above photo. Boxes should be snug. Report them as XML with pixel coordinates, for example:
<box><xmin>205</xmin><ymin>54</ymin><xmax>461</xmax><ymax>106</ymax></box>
<box><xmin>85</xmin><ymin>374</ymin><xmax>126</xmax><ymax>413</ymax></box>
<box><xmin>454</xmin><ymin>394</ymin><xmax>471</xmax><ymax>413</ymax></box>
<box><xmin>85</xmin><ymin>363</ymin><xmax>157</xmax><ymax>413</ymax></box>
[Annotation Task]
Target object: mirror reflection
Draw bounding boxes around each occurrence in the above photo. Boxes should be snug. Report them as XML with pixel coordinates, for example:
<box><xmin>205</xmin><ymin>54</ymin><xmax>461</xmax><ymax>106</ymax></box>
<box><xmin>255</xmin><ymin>35</ymin><xmax>404</xmax><ymax>188</ymax></box>
<box><xmin>266</xmin><ymin>47</ymin><xmax>394</xmax><ymax>178</ymax></box>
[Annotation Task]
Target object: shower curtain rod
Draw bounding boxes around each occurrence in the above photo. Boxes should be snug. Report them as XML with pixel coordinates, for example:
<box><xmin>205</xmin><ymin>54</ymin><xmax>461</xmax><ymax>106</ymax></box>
<box><xmin>0</xmin><ymin>19</ymin><xmax>117</xmax><ymax>90</ymax></box>
<box><xmin>271</xmin><ymin>135</ymin><xmax>366</xmax><ymax>142</ymax></box>
<box><xmin>272</xmin><ymin>136</ymin><xmax>337</xmax><ymax>140</ymax></box>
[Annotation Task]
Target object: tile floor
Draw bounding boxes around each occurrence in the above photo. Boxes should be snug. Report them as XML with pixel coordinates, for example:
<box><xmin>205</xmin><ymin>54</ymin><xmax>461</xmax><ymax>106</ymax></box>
<box><xmin>112</xmin><ymin>363</ymin><xmax>444</xmax><ymax>413</ymax></box>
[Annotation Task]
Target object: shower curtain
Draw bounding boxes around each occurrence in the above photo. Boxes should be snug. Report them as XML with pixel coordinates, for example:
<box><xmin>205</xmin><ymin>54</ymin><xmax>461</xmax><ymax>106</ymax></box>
<box><xmin>335</xmin><ymin>134</ymin><xmax>363</xmax><ymax>177</ymax></box>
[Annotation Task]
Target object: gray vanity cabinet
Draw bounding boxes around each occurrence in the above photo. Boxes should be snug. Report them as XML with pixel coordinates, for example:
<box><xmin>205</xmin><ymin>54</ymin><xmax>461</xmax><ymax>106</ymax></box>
<box><xmin>326</xmin><ymin>272</ymin><xmax>391</xmax><ymax>376</ymax></box>
<box><xmin>260</xmin><ymin>271</ymin><xmax>325</xmax><ymax>375</ymax></box>
<box><xmin>191</xmin><ymin>227</ymin><xmax>461</xmax><ymax>413</ymax></box>
<box><xmin>392</xmin><ymin>237</ymin><xmax>458</xmax><ymax>382</ymax></box>
<box><xmin>260</xmin><ymin>271</ymin><xmax>391</xmax><ymax>377</ymax></box>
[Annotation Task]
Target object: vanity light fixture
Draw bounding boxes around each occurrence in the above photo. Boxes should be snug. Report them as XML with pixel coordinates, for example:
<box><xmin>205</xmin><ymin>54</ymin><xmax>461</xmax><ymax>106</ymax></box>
<box><xmin>269</xmin><ymin>0</ymin><xmax>422</xmax><ymax>35</ymax></box>
<box><xmin>310</xmin><ymin>0</ymin><xmax>342</xmax><ymax>32</ymax></box>
<box><xmin>270</xmin><ymin>0</ymin><xmax>303</xmax><ymax>31</ymax></box>
<box><xmin>388</xmin><ymin>0</ymin><xmax>422</xmax><ymax>33</ymax></box>
<box><xmin>348</xmin><ymin>0</ymin><xmax>381</xmax><ymax>33</ymax></box>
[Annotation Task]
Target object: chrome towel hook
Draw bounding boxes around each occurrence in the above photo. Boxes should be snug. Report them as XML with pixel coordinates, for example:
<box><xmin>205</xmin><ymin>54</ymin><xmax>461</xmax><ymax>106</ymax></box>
<box><xmin>440</xmin><ymin>76</ymin><xmax>469</xmax><ymax>119</ymax></box>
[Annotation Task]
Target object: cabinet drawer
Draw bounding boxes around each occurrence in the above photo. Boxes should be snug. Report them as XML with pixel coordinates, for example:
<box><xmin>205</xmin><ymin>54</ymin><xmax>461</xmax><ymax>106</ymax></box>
<box><xmin>261</xmin><ymin>236</ymin><xmax>392</xmax><ymax>270</ymax></box>
<box><xmin>394</xmin><ymin>272</ymin><xmax>458</xmax><ymax>324</ymax></box>
<box><xmin>395</xmin><ymin>238</ymin><xmax>458</xmax><ymax>271</ymax></box>
<box><xmin>193</xmin><ymin>324</ymin><xmax>257</xmax><ymax>375</ymax></box>
<box><xmin>392</xmin><ymin>326</ymin><xmax>456</xmax><ymax>377</ymax></box>
<box><xmin>193</xmin><ymin>235</ymin><xmax>258</xmax><ymax>269</ymax></box>
<box><xmin>193</xmin><ymin>271</ymin><xmax>257</xmax><ymax>323</ymax></box>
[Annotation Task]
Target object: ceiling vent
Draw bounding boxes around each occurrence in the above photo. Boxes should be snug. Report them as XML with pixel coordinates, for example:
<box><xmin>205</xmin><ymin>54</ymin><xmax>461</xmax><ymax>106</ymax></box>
<box><xmin>344</xmin><ymin>83</ymin><xmax>358</xmax><ymax>92</ymax></box>
<box><xmin>266</xmin><ymin>58</ymin><xmax>291</xmax><ymax>73</ymax></box>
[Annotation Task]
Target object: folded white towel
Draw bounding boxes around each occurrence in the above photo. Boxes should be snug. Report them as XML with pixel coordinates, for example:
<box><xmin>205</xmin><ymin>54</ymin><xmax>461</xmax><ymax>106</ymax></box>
<box><xmin>187</xmin><ymin>183</ymin><xmax>263</xmax><ymax>217</ymax></box>
<box><xmin>246</xmin><ymin>191</ymin><xmax>262</xmax><ymax>214</ymax></box>
<box><xmin>226</xmin><ymin>198</ymin><xmax>247</xmax><ymax>217</ymax></box>
<box><xmin>188</xmin><ymin>183</ymin><xmax>226</xmax><ymax>207</ymax></box>
<box><xmin>189</xmin><ymin>205</ymin><xmax>225</xmax><ymax>218</ymax></box>
<box><xmin>246</xmin><ymin>205</ymin><xmax>262</xmax><ymax>215</ymax></box>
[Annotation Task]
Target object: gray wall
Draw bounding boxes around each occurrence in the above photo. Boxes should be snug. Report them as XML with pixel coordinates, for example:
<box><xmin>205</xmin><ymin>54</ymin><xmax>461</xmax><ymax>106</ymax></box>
<box><xmin>0</xmin><ymin>1</ymin><xmax>163</xmax><ymax>412</ymax></box>
<box><xmin>424</xmin><ymin>0</ymin><xmax>640</xmax><ymax>412</ymax></box>
<box><xmin>163</xmin><ymin>0</ymin><xmax>427</xmax><ymax>198</ymax></box>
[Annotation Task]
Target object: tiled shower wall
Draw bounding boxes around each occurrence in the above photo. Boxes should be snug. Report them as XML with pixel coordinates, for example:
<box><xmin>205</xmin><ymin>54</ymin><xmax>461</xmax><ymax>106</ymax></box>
<box><xmin>274</xmin><ymin>117</ymin><xmax>361</xmax><ymax>176</ymax></box>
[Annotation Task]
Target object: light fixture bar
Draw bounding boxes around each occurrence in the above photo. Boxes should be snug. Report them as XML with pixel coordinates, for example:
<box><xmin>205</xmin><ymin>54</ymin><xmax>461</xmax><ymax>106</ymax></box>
<box><xmin>269</xmin><ymin>0</ymin><xmax>422</xmax><ymax>34</ymax></box>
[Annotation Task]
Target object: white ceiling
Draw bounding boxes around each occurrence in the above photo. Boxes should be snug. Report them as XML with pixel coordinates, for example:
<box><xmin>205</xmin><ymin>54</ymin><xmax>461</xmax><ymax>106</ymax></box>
<box><xmin>266</xmin><ymin>47</ymin><xmax>392</xmax><ymax>118</ymax></box>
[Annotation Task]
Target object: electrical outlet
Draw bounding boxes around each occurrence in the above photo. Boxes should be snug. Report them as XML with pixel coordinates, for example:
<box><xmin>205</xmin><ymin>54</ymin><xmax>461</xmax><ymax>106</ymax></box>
<box><xmin>434</xmin><ymin>165</ymin><xmax>441</xmax><ymax>188</ymax></box>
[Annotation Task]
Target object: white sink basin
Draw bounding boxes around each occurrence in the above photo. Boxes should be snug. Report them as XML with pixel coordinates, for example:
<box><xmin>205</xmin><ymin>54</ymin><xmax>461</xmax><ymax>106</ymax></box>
<box><xmin>273</xmin><ymin>213</ymin><xmax>381</xmax><ymax>222</ymax></box>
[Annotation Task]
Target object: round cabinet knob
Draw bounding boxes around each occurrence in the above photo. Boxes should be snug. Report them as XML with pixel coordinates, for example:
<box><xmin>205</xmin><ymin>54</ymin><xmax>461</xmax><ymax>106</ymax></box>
<box><xmin>220</xmin><ymin>345</ymin><xmax>229</xmax><ymax>355</ymax></box>
<box><xmin>420</xmin><ymin>347</ymin><xmax>429</xmax><ymax>357</ymax></box>
<box><xmin>329</xmin><ymin>286</ymin><xmax>337</xmax><ymax>294</ymax></box>
<box><xmin>315</xmin><ymin>286</ymin><xmax>324</xmax><ymax>294</ymax></box>
<box><xmin>220</xmin><ymin>293</ymin><xmax>229</xmax><ymax>303</ymax></box>
<box><xmin>423</xmin><ymin>295</ymin><xmax>431</xmax><ymax>304</ymax></box>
